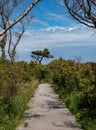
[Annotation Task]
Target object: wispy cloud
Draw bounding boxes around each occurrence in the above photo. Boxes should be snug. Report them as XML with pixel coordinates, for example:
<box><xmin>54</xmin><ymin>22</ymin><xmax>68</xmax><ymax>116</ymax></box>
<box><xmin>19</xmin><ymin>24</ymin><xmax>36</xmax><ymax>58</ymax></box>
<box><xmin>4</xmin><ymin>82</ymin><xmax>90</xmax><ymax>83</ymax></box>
<box><xmin>47</xmin><ymin>12</ymin><xmax>65</xmax><ymax>21</ymax></box>
<box><xmin>17</xmin><ymin>24</ymin><xmax>96</xmax><ymax>55</ymax></box>
<box><xmin>31</xmin><ymin>18</ymin><xmax>49</xmax><ymax>27</ymax></box>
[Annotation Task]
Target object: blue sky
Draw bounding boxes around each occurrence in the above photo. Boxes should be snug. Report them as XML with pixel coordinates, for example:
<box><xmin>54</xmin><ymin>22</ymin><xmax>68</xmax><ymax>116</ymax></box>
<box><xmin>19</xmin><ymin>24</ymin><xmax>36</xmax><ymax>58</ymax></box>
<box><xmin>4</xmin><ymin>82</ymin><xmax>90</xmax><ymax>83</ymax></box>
<box><xmin>16</xmin><ymin>0</ymin><xmax>96</xmax><ymax>63</ymax></box>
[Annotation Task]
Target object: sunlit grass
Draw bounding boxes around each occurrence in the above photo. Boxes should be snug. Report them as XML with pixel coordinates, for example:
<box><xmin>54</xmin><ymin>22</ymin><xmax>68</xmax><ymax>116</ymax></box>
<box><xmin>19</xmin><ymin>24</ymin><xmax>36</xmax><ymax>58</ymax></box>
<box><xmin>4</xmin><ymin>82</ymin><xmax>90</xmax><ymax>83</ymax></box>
<box><xmin>0</xmin><ymin>80</ymin><xmax>39</xmax><ymax>130</ymax></box>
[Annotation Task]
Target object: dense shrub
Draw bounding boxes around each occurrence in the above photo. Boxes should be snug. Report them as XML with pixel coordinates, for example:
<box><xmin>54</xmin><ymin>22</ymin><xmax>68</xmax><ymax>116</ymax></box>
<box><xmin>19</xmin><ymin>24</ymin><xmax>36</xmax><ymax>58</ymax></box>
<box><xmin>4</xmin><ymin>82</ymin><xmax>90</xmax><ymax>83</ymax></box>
<box><xmin>0</xmin><ymin>58</ymin><xmax>96</xmax><ymax>130</ymax></box>
<box><xmin>0</xmin><ymin>59</ymin><xmax>39</xmax><ymax>130</ymax></box>
<box><xmin>46</xmin><ymin>58</ymin><xmax>96</xmax><ymax>130</ymax></box>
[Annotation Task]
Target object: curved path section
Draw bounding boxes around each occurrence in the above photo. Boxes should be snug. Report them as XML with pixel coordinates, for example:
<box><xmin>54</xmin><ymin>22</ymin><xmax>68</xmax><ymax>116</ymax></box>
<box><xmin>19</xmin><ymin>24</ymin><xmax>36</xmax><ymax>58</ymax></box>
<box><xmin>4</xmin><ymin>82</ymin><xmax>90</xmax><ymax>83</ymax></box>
<box><xmin>17</xmin><ymin>83</ymin><xmax>82</xmax><ymax>130</ymax></box>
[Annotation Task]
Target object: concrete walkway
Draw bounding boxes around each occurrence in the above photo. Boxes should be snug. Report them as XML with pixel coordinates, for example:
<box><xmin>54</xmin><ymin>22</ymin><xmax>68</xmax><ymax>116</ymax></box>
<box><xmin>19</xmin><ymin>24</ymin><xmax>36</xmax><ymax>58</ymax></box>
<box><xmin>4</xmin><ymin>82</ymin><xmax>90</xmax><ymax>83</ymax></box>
<box><xmin>16</xmin><ymin>83</ymin><xmax>82</xmax><ymax>130</ymax></box>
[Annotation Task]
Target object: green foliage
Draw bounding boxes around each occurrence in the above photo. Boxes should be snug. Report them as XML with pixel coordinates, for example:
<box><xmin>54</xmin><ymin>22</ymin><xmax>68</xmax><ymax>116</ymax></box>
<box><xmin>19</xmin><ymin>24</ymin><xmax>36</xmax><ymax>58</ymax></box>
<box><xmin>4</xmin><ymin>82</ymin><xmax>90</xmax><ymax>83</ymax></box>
<box><xmin>31</xmin><ymin>48</ymin><xmax>54</xmax><ymax>64</ymax></box>
<box><xmin>24</xmin><ymin>122</ymin><xmax>28</xmax><ymax>127</ymax></box>
<box><xmin>0</xmin><ymin>80</ymin><xmax>38</xmax><ymax>130</ymax></box>
<box><xmin>46</xmin><ymin>58</ymin><xmax>96</xmax><ymax>130</ymax></box>
<box><xmin>0</xmin><ymin>57</ymin><xmax>96</xmax><ymax>130</ymax></box>
<box><xmin>29</xmin><ymin>61</ymin><xmax>48</xmax><ymax>81</ymax></box>
<box><xmin>0</xmin><ymin>59</ymin><xmax>39</xmax><ymax>130</ymax></box>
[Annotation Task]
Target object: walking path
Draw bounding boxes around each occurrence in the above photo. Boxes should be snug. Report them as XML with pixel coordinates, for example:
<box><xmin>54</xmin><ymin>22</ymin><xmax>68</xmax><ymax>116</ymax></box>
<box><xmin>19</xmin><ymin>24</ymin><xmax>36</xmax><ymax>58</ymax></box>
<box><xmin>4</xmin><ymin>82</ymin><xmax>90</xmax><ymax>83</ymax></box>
<box><xmin>16</xmin><ymin>83</ymin><xmax>82</xmax><ymax>130</ymax></box>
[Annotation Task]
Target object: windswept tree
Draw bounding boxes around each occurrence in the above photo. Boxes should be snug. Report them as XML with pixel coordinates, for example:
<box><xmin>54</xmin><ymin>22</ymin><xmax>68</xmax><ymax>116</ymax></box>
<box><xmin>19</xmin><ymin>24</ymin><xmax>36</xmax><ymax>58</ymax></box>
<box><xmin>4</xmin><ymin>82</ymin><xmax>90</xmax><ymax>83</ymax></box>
<box><xmin>63</xmin><ymin>0</ymin><xmax>96</xmax><ymax>28</ymax></box>
<box><xmin>31</xmin><ymin>48</ymin><xmax>54</xmax><ymax>64</ymax></box>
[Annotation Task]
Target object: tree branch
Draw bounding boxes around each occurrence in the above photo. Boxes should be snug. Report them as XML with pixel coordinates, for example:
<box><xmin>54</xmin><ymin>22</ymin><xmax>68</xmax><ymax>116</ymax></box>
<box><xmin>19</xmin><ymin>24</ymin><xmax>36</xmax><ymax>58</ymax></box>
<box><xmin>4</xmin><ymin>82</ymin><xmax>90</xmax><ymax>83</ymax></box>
<box><xmin>0</xmin><ymin>0</ymin><xmax>40</xmax><ymax>36</ymax></box>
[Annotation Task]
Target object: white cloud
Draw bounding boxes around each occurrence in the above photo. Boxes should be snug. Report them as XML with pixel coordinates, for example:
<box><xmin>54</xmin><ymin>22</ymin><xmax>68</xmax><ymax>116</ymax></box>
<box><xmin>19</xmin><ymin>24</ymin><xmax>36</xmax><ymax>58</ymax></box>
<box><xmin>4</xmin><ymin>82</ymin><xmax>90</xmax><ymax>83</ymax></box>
<box><xmin>17</xmin><ymin>24</ymin><xmax>96</xmax><ymax>54</ymax></box>
<box><xmin>45</xmin><ymin>26</ymin><xmax>65</xmax><ymax>32</ymax></box>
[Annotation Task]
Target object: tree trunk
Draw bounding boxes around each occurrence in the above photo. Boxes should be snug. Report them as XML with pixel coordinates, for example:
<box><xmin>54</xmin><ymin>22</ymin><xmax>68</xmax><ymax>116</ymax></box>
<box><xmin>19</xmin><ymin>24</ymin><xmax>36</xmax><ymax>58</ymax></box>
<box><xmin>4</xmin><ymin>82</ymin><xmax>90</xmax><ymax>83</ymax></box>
<box><xmin>0</xmin><ymin>34</ymin><xmax>7</xmax><ymax>59</ymax></box>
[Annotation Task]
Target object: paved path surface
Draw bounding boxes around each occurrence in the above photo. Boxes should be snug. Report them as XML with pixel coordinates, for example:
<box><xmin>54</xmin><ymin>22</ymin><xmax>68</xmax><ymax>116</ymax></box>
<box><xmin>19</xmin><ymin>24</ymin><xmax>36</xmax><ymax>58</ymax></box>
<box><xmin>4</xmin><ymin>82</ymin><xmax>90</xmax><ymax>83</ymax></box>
<box><xmin>16</xmin><ymin>83</ymin><xmax>82</xmax><ymax>130</ymax></box>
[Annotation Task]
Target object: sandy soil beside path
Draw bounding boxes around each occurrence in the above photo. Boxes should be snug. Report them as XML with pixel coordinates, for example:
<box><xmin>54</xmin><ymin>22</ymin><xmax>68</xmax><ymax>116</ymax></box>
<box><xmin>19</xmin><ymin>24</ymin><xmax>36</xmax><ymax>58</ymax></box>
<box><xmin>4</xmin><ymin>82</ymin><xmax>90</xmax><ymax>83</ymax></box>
<box><xmin>16</xmin><ymin>83</ymin><xmax>82</xmax><ymax>130</ymax></box>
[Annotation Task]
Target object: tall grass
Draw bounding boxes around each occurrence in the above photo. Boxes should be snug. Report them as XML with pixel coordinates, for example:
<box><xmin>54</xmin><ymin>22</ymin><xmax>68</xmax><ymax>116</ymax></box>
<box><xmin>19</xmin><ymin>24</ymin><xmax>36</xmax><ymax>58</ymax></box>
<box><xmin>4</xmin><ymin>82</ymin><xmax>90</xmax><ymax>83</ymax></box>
<box><xmin>0</xmin><ymin>80</ymin><xmax>39</xmax><ymax>130</ymax></box>
<box><xmin>54</xmin><ymin>85</ymin><xmax>96</xmax><ymax>130</ymax></box>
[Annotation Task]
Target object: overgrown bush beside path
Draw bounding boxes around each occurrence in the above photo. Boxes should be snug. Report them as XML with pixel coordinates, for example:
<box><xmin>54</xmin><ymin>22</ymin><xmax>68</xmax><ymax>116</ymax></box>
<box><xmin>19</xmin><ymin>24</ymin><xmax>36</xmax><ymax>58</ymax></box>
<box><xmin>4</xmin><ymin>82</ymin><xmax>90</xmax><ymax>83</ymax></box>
<box><xmin>0</xmin><ymin>59</ymin><xmax>39</xmax><ymax>130</ymax></box>
<box><xmin>46</xmin><ymin>58</ymin><xmax>96</xmax><ymax>130</ymax></box>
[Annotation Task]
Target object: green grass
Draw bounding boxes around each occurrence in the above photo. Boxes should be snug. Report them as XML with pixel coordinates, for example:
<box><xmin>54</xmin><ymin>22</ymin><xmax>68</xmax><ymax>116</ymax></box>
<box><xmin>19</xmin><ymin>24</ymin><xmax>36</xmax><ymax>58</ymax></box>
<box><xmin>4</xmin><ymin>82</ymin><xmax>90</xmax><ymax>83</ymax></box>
<box><xmin>24</xmin><ymin>122</ymin><xmax>28</xmax><ymax>127</ymax></box>
<box><xmin>54</xmin><ymin>85</ymin><xmax>96</xmax><ymax>130</ymax></box>
<box><xmin>0</xmin><ymin>80</ymin><xmax>39</xmax><ymax>130</ymax></box>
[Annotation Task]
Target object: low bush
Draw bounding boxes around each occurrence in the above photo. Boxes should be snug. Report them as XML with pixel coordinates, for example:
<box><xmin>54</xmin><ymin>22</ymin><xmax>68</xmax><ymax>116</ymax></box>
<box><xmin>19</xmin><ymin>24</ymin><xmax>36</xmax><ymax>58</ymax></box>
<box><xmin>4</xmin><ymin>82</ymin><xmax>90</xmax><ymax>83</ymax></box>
<box><xmin>46</xmin><ymin>59</ymin><xmax>96</xmax><ymax>130</ymax></box>
<box><xmin>0</xmin><ymin>59</ymin><xmax>39</xmax><ymax>130</ymax></box>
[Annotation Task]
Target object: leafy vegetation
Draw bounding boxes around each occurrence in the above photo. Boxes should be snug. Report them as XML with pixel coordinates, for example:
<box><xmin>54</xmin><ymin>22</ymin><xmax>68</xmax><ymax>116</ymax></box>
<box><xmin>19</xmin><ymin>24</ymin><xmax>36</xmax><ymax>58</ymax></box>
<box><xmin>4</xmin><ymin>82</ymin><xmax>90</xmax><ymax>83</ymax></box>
<box><xmin>0</xmin><ymin>57</ymin><xmax>96</xmax><ymax>130</ymax></box>
<box><xmin>0</xmin><ymin>59</ymin><xmax>39</xmax><ymax>130</ymax></box>
<box><xmin>45</xmin><ymin>58</ymin><xmax>96</xmax><ymax>130</ymax></box>
<box><xmin>31</xmin><ymin>48</ymin><xmax>54</xmax><ymax>64</ymax></box>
